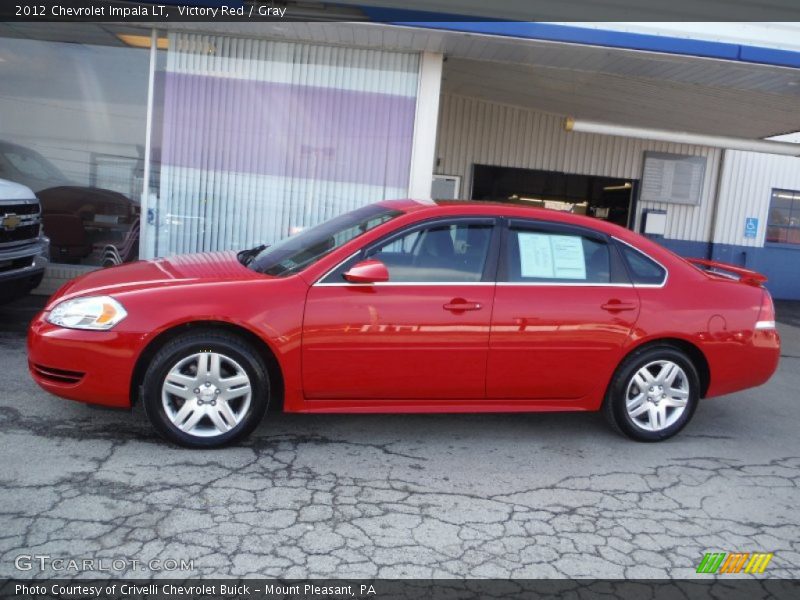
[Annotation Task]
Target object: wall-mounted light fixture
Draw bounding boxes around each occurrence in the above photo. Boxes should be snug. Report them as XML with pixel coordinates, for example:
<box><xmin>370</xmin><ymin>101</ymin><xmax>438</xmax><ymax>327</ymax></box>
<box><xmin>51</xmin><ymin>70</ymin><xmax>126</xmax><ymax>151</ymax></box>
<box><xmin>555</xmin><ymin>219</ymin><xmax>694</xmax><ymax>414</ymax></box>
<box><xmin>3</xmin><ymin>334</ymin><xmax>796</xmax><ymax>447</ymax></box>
<box><xmin>603</xmin><ymin>182</ymin><xmax>632</xmax><ymax>192</ymax></box>
<box><xmin>117</xmin><ymin>34</ymin><xmax>169</xmax><ymax>50</ymax></box>
<box><xmin>563</xmin><ymin>117</ymin><xmax>800</xmax><ymax>157</ymax></box>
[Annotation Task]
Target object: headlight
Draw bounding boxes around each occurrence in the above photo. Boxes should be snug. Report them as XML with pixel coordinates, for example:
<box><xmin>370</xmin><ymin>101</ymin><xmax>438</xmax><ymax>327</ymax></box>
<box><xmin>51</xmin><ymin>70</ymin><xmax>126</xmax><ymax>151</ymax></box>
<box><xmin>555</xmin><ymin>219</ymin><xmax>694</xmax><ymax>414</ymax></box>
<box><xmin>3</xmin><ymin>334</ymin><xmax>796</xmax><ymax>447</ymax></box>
<box><xmin>47</xmin><ymin>296</ymin><xmax>128</xmax><ymax>330</ymax></box>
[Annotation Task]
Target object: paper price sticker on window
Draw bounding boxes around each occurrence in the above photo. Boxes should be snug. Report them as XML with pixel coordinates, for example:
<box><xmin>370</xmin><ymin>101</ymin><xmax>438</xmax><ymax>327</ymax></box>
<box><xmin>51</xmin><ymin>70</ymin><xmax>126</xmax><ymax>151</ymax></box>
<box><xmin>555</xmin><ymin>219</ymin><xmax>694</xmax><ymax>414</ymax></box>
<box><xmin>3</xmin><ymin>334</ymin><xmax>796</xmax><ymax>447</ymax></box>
<box><xmin>519</xmin><ymin>233</ymin><xmax>586</xmax><ymax>280</ymax></box>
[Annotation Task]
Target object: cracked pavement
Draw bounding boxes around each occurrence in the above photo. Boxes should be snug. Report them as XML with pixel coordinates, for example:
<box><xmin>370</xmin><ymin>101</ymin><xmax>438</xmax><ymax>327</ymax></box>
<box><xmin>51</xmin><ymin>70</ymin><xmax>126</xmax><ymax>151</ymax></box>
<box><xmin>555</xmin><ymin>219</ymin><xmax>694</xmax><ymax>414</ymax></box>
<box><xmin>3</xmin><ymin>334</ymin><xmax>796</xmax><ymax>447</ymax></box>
<box><xmin>1</xmin><ymin>299</ymin><xmax>799</xmax><ymax>579</ymax></box>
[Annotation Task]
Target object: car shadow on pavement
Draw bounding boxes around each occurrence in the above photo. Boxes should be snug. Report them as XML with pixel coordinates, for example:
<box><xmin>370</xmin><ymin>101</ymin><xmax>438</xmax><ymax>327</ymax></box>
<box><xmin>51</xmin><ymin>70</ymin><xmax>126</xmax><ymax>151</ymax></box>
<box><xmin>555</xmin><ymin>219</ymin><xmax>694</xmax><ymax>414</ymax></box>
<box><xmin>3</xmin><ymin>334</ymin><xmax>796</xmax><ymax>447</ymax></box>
<box><xmin>0</xmin><ymin>293</ymin><xmax>47</xmax><ymax>334</ymax></box>
<box><xmin>775</xmin><ymin>300</ymin><xmax>800</xmax><ymax>328</ymax></box>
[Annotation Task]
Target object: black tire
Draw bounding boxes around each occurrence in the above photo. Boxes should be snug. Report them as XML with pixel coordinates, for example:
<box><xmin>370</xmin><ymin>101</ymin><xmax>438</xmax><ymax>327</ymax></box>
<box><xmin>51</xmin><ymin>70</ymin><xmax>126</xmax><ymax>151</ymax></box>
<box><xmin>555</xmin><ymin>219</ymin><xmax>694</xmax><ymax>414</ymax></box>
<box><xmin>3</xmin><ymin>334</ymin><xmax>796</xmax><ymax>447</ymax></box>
<box><xmin>603</xmin><ymin>345</ymin><xmax>700</xmax><ymax>442</ymax></box>
<box><xmin>142</xmin><ymin>330</ymin><xmax>269</xmax><ymax>448</ymax></box>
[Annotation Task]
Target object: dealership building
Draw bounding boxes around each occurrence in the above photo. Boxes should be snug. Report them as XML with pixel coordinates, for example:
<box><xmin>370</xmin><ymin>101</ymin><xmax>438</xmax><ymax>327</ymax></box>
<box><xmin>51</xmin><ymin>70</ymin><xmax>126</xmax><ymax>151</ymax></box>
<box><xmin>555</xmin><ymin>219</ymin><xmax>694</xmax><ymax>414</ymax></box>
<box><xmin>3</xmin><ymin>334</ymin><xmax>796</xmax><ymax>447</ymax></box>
<box><xmin>1</xmin><ymin>5</ymin><xmax>799</xmax><ymax>297</ymax></box>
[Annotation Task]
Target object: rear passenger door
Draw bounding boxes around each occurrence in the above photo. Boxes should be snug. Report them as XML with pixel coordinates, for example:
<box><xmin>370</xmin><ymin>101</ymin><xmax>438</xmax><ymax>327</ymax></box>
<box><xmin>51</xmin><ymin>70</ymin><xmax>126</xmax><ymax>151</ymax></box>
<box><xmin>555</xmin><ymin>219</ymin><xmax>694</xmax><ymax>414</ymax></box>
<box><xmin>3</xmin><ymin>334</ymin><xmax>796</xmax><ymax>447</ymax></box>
<box><xmin>487</xmin><ymin>219</ymin><xmax>640</xmax><ymax>400</ymax></box>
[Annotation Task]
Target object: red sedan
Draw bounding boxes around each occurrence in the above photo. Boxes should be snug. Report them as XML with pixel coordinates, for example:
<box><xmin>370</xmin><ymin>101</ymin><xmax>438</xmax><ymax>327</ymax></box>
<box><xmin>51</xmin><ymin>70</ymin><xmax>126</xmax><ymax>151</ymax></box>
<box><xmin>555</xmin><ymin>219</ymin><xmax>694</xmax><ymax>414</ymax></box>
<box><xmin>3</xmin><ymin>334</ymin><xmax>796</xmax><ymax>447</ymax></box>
<box><xmin>28</xmin><ymin>200</ymin><xmax>780</xmax><ymax>447</ymax></box>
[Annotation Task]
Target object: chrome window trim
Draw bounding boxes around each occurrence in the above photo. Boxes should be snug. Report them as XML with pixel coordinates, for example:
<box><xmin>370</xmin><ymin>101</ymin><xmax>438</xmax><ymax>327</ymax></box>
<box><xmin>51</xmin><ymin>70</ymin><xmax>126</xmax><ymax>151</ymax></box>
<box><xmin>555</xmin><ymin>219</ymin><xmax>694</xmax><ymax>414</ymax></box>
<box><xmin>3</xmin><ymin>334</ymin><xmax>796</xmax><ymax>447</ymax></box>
<box><xmin>314</xmin><ymin>281</ymin><xmax>496</xmax><ymax>287</ymax></box>
<box><xmin>612</xmin><ymin>237</ymin><xmax>669</xmax><ymax>289</ymax></box>
<box><xmin>496</xmin><ymin>282</ymin><xmax>634</xmax><ymax>288</ymax></box>
<box><xmin>313</xmin><ymin>231</ymin><xmax>668</xmax><ymax>289</ymax></box>
<box><xmin>314</xmin><ymin>281</ymin><xmax>633</xmax><ymax>288</ymax></box>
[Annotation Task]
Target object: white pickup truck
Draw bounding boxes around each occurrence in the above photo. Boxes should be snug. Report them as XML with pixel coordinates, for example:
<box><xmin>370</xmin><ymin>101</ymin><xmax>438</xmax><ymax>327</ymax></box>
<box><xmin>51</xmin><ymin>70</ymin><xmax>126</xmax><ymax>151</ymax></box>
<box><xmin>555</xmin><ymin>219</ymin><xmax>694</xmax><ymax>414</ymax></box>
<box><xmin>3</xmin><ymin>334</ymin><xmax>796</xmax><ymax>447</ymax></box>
<box><xmin>0</xmin><ymin>178</ymin><xmax>49</xmax><ymax>303</ymax></box>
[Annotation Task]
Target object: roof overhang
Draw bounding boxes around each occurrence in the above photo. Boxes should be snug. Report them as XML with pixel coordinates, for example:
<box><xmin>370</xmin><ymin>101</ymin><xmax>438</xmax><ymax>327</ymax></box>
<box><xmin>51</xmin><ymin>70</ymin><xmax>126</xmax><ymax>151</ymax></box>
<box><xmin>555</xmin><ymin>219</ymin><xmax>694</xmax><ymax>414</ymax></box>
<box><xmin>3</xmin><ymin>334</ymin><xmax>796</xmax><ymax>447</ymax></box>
<box><xmin>4</xmin><ymin>18</ymin><xmax>799</xmax><ymax>138</ymax></box>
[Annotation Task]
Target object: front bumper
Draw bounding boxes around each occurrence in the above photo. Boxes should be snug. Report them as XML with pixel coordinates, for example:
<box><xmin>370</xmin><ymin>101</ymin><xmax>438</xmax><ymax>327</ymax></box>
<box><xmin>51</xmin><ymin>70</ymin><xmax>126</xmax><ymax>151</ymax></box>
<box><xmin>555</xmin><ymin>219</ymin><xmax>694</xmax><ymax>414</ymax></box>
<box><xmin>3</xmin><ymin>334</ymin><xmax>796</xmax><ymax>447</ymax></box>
<box><xmin>27</xmin><ymin>312</ymin><xmax>142</xmax><ymax>408</ymax></box>
<box><xmin>0</xmin><ymin>253</ymin><xmax>47</xmax><ymax>302</ymax></box>
<box><xmin>0</xmin><ymin>238</ymin><xmax>48</xmax><ymax>282</ymax></box>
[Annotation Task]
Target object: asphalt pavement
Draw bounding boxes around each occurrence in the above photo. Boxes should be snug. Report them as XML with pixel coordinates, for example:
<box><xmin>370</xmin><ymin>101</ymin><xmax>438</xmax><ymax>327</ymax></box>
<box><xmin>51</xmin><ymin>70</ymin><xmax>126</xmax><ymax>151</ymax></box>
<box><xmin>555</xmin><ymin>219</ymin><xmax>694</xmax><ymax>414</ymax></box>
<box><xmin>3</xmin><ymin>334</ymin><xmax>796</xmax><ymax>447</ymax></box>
<box><xmin>0</xmin><ymin>294</ymin><xmax>799</xmax><ymax>578</ymax></box>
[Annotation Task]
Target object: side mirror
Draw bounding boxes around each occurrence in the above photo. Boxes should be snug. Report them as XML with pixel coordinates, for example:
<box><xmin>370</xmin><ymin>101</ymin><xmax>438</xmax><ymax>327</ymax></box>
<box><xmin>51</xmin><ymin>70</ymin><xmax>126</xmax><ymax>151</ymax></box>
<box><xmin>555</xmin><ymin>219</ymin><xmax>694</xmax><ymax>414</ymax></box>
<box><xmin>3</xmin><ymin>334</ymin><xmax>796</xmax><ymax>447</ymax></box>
<box><xmin>343</xmin><ymin>259</ymin><xmax>389</xmax><ymax>284</ymax></box>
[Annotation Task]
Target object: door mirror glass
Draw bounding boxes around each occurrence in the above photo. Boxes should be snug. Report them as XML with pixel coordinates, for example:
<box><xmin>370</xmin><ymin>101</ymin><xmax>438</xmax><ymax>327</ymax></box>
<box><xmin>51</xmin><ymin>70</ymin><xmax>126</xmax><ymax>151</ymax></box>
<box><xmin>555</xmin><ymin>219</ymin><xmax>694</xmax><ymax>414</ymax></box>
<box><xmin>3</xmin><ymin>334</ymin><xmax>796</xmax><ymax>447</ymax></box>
<box><xmin>343</xmin><ymin>259</ymin><xmax>390</xmax><ymax>283</ymax></box>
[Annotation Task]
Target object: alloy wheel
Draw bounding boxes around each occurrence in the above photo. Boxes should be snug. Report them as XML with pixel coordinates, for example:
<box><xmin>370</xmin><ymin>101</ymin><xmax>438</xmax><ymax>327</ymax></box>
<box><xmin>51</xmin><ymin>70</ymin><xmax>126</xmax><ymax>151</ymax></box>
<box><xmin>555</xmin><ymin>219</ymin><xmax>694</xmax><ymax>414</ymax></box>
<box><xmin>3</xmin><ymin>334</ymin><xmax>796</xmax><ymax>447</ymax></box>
<box><xmin>625</xmin><ymin>359</ymin><xmax>690</xmax><ymax>432</ymax></box>
<box><xmin>161</xmin><ymin>352</ymin><xmax>252</xmax><ymax>438</ymax></box>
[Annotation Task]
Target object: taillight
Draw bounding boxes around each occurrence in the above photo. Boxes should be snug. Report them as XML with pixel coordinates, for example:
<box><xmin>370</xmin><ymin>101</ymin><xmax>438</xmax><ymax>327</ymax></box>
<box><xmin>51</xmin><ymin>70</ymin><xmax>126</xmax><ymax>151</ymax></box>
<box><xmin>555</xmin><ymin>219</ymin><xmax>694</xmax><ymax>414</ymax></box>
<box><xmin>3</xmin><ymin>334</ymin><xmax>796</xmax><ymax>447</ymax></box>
<box><xmin>755</xmin><ymin>291</ymin><xmax>776</xmax><ymax>330</ymax></box>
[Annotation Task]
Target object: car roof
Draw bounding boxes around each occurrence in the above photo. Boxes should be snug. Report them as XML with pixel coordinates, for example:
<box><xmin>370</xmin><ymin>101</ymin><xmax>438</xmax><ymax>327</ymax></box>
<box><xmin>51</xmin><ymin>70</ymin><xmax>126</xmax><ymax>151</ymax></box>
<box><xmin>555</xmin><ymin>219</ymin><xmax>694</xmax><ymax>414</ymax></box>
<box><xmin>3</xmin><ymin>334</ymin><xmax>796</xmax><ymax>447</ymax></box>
<box><xmin>381</xmin><ymin>198</ymin><xmax>627</xmax><ymax>236</ymax></box>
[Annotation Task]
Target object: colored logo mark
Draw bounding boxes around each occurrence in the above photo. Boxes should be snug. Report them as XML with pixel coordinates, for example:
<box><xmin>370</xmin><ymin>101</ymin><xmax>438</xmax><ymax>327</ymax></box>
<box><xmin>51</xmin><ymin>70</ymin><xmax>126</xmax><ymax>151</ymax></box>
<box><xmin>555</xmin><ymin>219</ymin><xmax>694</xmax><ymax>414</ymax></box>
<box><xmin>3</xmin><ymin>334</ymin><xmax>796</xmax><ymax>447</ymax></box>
<box><xmin>696</xmin><ymin>552</ymin><xmax>773</xmax><ymax>574</ymax></box>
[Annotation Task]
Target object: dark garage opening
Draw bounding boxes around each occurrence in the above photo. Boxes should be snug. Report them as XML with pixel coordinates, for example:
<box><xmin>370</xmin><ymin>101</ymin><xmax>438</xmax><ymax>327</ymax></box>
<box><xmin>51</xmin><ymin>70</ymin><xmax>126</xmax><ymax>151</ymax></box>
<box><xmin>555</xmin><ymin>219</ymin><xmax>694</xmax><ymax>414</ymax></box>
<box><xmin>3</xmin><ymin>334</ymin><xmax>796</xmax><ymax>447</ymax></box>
<box><xmin>471</xmin><ymin>164</ymin><xmax>638</xmax><ymax>229</ymax></box>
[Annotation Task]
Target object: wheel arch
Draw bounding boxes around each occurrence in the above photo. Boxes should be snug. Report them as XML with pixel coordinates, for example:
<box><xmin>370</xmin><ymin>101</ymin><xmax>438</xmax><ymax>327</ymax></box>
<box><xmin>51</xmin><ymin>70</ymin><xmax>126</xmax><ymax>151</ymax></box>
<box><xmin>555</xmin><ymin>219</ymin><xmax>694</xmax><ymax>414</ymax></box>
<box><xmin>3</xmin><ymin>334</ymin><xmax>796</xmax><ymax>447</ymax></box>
<box><xmin>129</xmin><ymin>320</ymin><xmax>285</xmax><ymax>411</ymax></box>
<box><xmin>613</xmin><ymin>337</ymin><xmax>711</xmax><ymax>399</ymax></box>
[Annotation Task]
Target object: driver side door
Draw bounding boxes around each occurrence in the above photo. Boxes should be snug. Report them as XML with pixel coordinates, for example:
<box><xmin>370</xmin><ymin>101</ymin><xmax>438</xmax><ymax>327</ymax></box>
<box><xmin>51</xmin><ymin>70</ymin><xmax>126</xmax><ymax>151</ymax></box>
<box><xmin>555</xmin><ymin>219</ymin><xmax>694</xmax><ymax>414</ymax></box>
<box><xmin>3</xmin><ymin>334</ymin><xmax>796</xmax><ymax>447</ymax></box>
<box><xmin>302</xmin><ymin>217</ymin><xmax>499</xmax><ymax>400</ymax></box>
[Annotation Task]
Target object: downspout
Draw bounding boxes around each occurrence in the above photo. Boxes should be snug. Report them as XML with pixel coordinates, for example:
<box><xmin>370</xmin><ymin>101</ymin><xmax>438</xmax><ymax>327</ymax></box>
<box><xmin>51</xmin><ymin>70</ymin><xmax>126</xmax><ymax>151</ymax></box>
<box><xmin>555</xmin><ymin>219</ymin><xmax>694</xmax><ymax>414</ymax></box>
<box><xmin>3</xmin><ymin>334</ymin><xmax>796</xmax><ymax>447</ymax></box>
<box><xmin>706</xmin><ymin>149</ymin><xmax>726</xmax><ymax>261</ymax></box>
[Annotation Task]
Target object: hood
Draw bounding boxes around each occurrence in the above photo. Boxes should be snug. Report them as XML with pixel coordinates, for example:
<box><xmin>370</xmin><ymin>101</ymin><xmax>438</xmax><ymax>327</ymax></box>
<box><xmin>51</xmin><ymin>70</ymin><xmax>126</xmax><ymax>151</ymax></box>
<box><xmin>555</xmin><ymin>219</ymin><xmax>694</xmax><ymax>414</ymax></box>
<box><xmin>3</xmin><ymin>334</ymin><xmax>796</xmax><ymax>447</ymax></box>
<box><xmin>46</xmin><ymin>251</ymin><xmax>267</xmax><ymax>309</ymax></box>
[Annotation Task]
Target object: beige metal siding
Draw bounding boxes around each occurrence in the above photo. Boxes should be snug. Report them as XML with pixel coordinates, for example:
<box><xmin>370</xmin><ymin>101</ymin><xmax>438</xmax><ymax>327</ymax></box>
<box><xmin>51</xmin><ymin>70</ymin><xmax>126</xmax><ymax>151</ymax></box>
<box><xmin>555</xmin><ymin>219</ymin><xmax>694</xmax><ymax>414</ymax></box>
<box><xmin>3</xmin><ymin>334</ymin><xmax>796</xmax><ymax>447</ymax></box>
<box><xmin>715</xmin><ymin>150</ymin><xmax>800</xmax><ymax>247</ymax></box>
<box><xmin>436</xmin><ymin>93</ymin><xmax>722</xmax><ymax>243</ymax></box>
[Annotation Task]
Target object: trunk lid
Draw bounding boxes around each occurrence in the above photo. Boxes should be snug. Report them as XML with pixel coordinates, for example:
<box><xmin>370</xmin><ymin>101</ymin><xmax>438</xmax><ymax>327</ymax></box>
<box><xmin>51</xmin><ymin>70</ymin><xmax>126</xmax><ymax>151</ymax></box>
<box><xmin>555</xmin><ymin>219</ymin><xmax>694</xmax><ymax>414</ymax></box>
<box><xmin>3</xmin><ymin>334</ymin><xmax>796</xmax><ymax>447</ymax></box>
<box><xmin>685</xmin><ymin>257</ymin><xmax>767</xmax><ymax>287</ymax></box>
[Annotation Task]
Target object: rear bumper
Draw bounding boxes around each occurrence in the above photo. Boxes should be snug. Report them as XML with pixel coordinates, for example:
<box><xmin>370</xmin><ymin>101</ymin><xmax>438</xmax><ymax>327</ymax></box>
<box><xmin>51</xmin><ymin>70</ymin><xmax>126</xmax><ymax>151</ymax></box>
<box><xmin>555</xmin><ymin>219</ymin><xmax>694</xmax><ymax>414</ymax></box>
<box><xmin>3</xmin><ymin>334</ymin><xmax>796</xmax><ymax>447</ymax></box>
<box><xmin>27</xmin><ymin>312</ymin><xmax>141</xmax><ymax>408</ymax></box>
<box><xmin>705</xmin><ymin>329</ymin><xmax>781</xmax><ymax>398</ymax></box>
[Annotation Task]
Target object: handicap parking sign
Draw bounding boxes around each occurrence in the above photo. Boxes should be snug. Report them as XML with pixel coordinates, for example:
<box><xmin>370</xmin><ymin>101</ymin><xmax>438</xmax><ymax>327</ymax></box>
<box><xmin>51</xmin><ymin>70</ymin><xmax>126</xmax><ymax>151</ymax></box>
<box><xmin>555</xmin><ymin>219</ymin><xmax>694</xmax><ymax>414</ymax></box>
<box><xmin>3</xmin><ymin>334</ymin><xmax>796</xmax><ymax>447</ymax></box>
<box><xmin>744</xmin><ymin>217</ymin><xmax>758</xmax><ymax>239</ymax></box>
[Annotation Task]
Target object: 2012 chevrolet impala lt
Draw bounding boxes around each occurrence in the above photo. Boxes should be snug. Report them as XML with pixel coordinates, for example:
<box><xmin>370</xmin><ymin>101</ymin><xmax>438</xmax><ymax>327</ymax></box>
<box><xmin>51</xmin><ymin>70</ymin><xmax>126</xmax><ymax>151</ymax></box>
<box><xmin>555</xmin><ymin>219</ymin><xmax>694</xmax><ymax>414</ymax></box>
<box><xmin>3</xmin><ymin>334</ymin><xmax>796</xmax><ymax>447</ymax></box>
<box><xmin>28</xmin><ymin>200</ymin><xmax>780</xmax><ymax>447</ymax></box>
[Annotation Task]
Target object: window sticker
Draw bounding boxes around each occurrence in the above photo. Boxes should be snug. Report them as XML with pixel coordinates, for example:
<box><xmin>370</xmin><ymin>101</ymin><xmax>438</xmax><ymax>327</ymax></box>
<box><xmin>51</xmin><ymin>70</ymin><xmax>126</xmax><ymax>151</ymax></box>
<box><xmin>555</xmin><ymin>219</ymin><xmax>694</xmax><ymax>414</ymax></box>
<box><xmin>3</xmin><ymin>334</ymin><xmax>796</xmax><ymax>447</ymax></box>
<box><xmin>518</xmin><ymin>233</ymin><xmax>586</xmax><ymax>280</ymax></box>
<box><xmin>518</xmin><ymin>233</ymin><xmax>554</xmax><ymax>278</ymax></box>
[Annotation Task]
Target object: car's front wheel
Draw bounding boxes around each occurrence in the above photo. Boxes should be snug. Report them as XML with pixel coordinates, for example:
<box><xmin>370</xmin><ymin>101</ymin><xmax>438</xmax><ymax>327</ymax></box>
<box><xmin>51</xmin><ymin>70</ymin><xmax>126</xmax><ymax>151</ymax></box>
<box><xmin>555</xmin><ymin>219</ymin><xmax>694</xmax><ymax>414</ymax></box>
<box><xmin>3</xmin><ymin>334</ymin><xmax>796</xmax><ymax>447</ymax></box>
<box><xmin>603</xmin><ymin>345</ymin><xmax>700</xmax><ymax>442</ymax></box>
<box><xmin>142</xmin><ymin>330</ymin><xmax>269</xmax><ymax>448</ymax></box>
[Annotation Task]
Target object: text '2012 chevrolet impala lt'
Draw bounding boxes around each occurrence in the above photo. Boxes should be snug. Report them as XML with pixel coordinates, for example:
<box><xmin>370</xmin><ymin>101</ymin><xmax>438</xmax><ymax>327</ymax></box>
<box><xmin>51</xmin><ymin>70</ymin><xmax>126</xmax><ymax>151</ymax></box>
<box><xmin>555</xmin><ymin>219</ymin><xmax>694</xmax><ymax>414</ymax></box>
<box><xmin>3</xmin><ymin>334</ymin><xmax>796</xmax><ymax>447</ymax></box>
<box><xmin>28</xmin><ymin>200</ymin><xmax>780</xmax><ymax>448</ymax></box>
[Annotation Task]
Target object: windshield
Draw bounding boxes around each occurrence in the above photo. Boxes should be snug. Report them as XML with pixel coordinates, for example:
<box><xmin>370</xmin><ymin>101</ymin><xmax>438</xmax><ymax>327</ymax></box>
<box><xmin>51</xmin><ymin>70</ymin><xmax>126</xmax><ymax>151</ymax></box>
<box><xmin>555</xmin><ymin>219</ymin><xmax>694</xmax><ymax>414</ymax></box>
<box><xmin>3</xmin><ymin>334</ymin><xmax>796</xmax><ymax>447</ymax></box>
<box><xmin>247</xmin><ymin>204</ymin><xmax>402</xmax><ymax>276</ymax></box>
<box><xmin>1</xmin><ymin>145</ymin><xmax>67</xmax><ymax>188</ymax></box>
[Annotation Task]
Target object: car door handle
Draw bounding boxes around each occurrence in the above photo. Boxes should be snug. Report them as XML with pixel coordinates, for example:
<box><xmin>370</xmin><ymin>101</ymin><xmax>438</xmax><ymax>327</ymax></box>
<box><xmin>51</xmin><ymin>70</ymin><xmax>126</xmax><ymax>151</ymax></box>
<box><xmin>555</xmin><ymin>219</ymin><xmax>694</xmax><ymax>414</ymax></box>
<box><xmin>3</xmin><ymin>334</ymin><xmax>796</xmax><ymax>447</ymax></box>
<box><xmin>601</xmin><ymin>300</ymin><xmax>637</xmax><ymax>312</ymax></box>
<box><xmin>443</xmin><ymin>299</ymin><xmax>482</xmax><ymax>312</ymax></box>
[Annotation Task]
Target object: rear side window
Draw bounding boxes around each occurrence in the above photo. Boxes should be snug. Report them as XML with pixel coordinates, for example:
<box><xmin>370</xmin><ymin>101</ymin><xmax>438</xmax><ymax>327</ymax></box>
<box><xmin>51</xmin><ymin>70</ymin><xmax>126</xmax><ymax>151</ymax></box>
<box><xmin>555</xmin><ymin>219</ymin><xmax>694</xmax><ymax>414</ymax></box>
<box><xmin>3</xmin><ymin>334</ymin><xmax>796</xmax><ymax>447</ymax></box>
<box><xmin>618</xmin><ymin>243</ymin><xmax>667</xmax><ymax>285</ymax></box>
<box><xmin>506</xmin><ymin>227</ymin><xmax>611</xmax><ymax>283</ymax></box>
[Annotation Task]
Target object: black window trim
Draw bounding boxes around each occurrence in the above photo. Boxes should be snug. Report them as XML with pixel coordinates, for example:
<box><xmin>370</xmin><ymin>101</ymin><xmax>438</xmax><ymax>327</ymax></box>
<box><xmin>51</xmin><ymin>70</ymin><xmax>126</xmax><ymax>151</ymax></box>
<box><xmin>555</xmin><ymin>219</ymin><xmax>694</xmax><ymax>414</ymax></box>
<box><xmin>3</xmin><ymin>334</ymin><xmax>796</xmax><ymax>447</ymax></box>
<box><xmin>497</xmin><ymin>218</ymin><xmax>632</xmax><ymax>287</ymax></box>
<box><xmin>315</xmin><ymin>216</ymin><xmax>502</xmax><ymax>286</ymax></box>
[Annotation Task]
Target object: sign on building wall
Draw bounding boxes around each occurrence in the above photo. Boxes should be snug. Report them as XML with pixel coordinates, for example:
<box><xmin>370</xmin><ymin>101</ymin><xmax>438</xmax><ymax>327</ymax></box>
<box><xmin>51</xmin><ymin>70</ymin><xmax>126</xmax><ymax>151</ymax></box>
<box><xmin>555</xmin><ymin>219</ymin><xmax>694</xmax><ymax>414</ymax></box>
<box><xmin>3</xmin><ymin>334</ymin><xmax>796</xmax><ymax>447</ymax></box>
<box><xmin>641</xmin><ymin>152</ymin><xmax>706</xmax><ymax>206</ymax></box>
<box><xmin>744</xmin><ymin>217</ymin><xmax>759</xmax><ymax>239</ymax></box>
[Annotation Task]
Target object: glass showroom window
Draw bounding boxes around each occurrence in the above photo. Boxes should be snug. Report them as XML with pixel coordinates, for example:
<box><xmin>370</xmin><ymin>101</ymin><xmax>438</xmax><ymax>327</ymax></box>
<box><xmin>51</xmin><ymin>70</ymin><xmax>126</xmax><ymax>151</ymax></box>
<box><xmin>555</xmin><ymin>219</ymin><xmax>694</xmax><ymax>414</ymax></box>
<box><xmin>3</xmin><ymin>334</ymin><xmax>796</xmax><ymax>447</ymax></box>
<box><xmin>766</xmin><ymin>189</ymin><xmax>800</xmax><ymax>245</ymax></box>
<box><xmin>0</xmin><ymin>30</ymin><xmax>149</xmax><ymax>266</ymax></box>
<box><xmin>147</xmin><ymin>33</ymin><xmax>420</xmax><ymax>258</ymax></box>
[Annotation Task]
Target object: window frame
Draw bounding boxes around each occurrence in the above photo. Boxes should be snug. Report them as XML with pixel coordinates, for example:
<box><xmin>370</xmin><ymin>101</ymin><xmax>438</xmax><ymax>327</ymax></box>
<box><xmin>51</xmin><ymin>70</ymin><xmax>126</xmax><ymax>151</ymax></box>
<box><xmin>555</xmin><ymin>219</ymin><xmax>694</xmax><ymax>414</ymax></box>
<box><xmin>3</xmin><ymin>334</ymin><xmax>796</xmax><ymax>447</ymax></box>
<box><xmin>766</xmin><ymin>188</ymin><xmax>800</xmax><ymax>247</ymax></box>
<box><xmin>316</xmin><ymin>216</ymin><xmax>502</xmax><ymax>285</ymax></box>
<box><xmin>612</xmin><ymin>237</ymin><xmax>669</xmax><ymax>288</ymax></box>
<box><xmin>497</xmin><ymin>218</ymin><xmax>632</xmax><ymax>287</ymax></box>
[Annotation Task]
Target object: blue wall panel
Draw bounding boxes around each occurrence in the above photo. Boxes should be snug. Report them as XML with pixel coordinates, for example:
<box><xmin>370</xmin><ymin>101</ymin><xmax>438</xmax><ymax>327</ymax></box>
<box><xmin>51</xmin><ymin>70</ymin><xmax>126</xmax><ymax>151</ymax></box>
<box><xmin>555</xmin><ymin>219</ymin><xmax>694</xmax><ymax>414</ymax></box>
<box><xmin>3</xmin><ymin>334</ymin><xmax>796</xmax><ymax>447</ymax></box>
<box><xmin>648</xmin><ymin>236</ymin><xmax>800</xmax><ymax>300</ymax></box>
<box><xmin>715</xmin><ymin>244</ymin><xmax>800</xmax><ymax>301</ymax></box>
<box><xmin>649</xmin><ymin>237</ymin><xmax>712</xmax><ymax>261</ymax></box>
<box><xmin>361</xmin><ymin>13</ymin><xmax>800</xmax><ymax>70</ymax></box>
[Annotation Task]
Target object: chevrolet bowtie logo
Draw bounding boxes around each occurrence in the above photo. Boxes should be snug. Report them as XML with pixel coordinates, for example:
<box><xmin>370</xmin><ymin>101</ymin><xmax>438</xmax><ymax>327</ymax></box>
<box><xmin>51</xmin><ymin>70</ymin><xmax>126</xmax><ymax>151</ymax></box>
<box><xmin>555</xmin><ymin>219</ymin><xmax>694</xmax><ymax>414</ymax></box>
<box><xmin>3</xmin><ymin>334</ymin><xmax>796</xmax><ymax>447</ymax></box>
<box><xmin>1</xmin><ymin>214</ymin><xmax>21</xmax><ymax>231</ymax></box>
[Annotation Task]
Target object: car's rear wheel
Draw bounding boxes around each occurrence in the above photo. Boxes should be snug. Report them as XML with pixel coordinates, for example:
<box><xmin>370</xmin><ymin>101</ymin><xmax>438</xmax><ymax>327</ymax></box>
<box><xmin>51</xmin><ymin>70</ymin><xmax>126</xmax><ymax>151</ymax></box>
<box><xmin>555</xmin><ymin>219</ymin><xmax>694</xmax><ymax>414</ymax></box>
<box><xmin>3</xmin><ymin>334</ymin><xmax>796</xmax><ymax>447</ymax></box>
<box><xmin>603</xmin><ymin>345</ymin><xmax>700</xmax><ymax>442</ymax></box>
<box><xmin>142</xmin><ymin>330</ymin><xmax>269</xmax><ymax>448</ymax></box>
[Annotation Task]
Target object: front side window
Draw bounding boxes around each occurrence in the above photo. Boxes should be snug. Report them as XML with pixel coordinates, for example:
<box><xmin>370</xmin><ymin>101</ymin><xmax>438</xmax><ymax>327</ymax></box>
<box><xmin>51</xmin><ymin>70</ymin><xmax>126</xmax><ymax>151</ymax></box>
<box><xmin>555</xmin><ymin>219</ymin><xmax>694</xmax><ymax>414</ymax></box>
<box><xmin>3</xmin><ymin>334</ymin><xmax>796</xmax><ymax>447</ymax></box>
<box><xmin>506</xmin><ymin>226</ymin><xmax>611</xmax><ymax>283</ymax></box>
<box><xmin>767</xmin><ymin>188</ymin><xmax>800</xmax><ymax>245</ymax></box>
<box><xmin>248</xmin><ymin>205</ymin><xmax>401</xmax><ymax>276</ymax></box>
<box><xmin>363</xmin><ymin>221</ymin><xmax>494</xmax><ymax>282</ymax></box>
